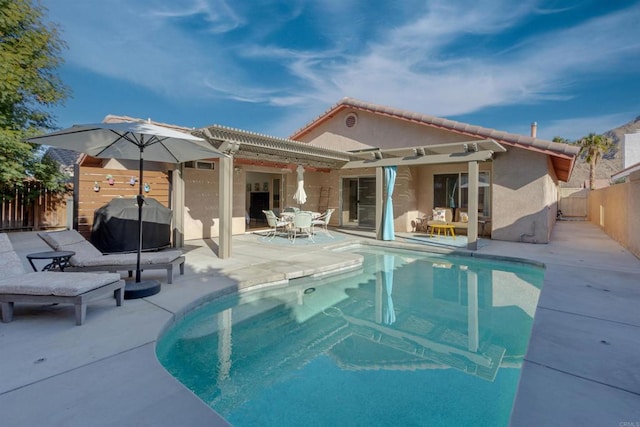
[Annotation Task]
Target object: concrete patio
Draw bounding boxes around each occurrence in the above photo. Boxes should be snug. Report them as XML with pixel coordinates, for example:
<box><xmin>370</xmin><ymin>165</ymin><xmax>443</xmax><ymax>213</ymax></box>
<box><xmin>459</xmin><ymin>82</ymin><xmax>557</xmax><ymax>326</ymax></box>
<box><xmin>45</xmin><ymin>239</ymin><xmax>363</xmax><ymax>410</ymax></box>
<box><xmin>0</xmin><ymin>221</ymin><xmax>639</xmax><ymax>426</ymax></box>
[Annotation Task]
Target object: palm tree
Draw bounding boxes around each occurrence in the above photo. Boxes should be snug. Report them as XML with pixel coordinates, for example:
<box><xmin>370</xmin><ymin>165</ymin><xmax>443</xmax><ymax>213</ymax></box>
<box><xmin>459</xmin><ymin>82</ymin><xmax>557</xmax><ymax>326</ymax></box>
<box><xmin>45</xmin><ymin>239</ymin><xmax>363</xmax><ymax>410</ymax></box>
<box><xmin>577</xmin><ymin>133</ymin><xmax>613</xmax><ymax>190</ymax></box>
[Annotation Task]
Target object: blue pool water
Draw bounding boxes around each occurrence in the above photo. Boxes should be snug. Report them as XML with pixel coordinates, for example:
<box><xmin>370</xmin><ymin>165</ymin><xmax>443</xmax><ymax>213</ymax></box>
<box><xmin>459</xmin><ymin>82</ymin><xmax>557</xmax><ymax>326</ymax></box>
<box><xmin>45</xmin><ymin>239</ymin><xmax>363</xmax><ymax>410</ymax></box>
<box><xmin>156</xmin><ymin>247</ymin><xmax>544</xmax><ymax>426</ymax></box>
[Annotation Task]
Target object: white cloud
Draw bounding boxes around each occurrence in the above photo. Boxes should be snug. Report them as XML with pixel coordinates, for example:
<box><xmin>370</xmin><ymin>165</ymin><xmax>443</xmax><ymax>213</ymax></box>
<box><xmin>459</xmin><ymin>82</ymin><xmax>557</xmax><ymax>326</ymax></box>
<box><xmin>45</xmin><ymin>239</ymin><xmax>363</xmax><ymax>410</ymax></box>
<box><xmin>151</xmin><ymin>0</ymin><xmax>245</xmax><ymax>33</ymax></box>
<box><xmin>43</xmin><ymin>0</ymin><xmax>640</xmax><ymax>136</ymax></box>
<box><xmin>271</xmin><ymin>0</ymin><xmax>640</xmax><ymax>118</ymax></box>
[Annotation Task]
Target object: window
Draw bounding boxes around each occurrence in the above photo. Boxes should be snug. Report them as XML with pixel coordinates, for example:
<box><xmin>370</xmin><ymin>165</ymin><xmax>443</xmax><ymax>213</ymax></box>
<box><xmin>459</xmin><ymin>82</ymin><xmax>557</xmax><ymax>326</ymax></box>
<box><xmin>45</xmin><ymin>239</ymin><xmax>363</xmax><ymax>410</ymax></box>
<box><xmin>434</xmin><ymin>172</ymin><xmax>491</xmax><ymax>217</ymax></box>
<box><xmin>185</xmin><ymin>161</ymin><xmax>215</xmax><ymax>170</ymax></box>
<box><xmin>433</xmin><ymin>174</ymin><xmax>458</xmax><ymax>209</ymax></box>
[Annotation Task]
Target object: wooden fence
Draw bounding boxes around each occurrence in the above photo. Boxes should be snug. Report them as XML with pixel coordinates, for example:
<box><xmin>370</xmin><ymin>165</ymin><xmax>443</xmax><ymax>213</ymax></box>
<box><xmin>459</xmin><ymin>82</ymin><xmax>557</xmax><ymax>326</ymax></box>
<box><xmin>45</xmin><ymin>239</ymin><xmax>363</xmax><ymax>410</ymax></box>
<box><xmin>75</xmin><ymin>166</ymin><xmax>170</xmax><ymax>238</ymax></box>
<box><xmin>0</xmin><ymin>180</ymin><xmax>70</xmax><ymax>231</ymax></box>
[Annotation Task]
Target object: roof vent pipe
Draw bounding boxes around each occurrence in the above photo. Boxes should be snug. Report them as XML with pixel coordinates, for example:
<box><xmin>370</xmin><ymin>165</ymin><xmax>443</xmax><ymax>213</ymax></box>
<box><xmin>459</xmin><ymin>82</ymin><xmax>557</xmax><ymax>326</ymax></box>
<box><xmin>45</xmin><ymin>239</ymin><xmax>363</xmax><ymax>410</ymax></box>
<box><xmin>531</xmin><ymin>122</ymin><xmax>537</xmax><ymax>138</ymax></box>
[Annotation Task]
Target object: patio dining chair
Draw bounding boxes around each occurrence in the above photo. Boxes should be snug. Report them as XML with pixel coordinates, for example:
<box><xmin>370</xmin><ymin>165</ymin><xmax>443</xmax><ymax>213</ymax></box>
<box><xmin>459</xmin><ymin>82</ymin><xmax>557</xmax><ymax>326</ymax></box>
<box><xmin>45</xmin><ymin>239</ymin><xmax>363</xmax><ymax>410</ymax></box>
<box><xmin>263</xmin><ymin>210</ymin><xmax>289</xmax><ymax>240</ymax></box>
<box><xmin>291</xmin><ymin>211</ymin><xmax>314</xmax><ymax>244</ymax></box>
<box><xmin>311</xmin><ymin>208</ymin><xmax>335</xmax><ymax>238</ymax></box>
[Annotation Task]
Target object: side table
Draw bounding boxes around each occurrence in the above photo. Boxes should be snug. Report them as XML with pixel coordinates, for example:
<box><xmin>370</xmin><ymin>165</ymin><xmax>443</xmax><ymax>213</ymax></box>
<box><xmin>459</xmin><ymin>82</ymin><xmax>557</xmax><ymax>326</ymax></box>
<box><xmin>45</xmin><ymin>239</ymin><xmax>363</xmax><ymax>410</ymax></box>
<box><xmin>26</xmin><ymin>251</ymin><xmax>76</xmax><ymax>272</ymax></box>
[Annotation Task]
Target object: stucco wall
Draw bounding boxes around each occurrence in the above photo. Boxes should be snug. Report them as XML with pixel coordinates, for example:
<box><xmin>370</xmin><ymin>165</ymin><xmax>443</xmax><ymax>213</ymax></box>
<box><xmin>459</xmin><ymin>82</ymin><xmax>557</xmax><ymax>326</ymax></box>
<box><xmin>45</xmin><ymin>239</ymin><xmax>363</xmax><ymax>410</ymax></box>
<box><xmin>393</xmin><ymin>165</ymin><xmax>420</xmax><ymax>231</ymax></box>
<box><xmin>588</xmin><ymin>172</ymin><xmax>639</xmax><ymax>259</ymax></box>
<box><xmin>298</xmin><ymin>109</ymin><xmax>482</xmax><ymax>150</ymax></box>
<box><xmin>182</xmin><ymin>167</ymin><xmax>245</xmax><ymax>240</ymax></box>
<box><xmin>284</xmin><ymin>169</ymin><xmax>335</xmax><ymax>214</ymax></box>
<box><xmin>492</xmin><ymin>148</ymin><xmax>556</xmax><ymax>243</ymax></box>
<box><xmin>629</xmin><ymin>171</ymin><xmax>640</xmax><ymax>258</ymax></box>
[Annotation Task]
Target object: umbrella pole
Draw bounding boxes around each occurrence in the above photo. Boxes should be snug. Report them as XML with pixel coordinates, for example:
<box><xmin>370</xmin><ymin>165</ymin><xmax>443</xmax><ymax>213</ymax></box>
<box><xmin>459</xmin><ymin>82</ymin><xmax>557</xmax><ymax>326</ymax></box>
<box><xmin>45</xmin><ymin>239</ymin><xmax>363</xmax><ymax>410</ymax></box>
<box><xmin>136</xmin><ymin>152</ymin><xmax>143</xmax><ymax>283</ymax></box>
<box><xmin>124</xmin><ymin>143</ymin><xmax>161</xmax><ymax>299</ymax></box>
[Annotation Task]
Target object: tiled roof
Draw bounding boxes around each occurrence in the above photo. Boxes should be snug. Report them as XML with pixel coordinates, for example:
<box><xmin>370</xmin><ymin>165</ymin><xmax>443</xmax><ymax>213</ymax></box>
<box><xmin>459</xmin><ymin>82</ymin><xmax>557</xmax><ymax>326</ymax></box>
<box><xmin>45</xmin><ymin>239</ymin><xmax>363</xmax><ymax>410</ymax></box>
<box><xmin>290</xmin><ymin>98</ymin><xmax>579</xmax><ymax>181</ymax></box>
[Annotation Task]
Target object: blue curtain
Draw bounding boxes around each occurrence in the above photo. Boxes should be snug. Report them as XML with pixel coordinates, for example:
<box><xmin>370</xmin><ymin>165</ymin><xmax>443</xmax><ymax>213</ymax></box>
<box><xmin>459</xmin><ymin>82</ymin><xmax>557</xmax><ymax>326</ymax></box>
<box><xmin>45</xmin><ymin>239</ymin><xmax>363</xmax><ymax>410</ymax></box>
<box><xmin>382</xmin><ymin>166</ymin><xmax>397</xmax><ymax>241</ymax></box>
<box><xmin>382</xmin><ymin>254</ymin><xmax>396</xmax><ymax>324</ymax></box>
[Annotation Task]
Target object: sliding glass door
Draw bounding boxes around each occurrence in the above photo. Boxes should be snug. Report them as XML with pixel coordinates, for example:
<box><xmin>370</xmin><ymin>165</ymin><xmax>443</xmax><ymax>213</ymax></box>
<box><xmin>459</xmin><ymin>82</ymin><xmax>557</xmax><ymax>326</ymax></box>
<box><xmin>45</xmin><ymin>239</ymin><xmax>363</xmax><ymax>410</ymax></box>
<box><xmin>341</xmin><ymin>176</ymin><xmax>376</xmax><ymax>228</ymax></box>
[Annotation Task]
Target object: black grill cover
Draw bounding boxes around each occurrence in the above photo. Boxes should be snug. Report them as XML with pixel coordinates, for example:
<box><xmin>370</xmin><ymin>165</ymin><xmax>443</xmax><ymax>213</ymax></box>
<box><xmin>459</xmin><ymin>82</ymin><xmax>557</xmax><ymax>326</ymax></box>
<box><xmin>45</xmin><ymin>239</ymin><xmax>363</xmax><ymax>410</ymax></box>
<box><xmin>91</xmin><ymin>197</ymin><xmax>172</xmax><ymax>254</ymax></box>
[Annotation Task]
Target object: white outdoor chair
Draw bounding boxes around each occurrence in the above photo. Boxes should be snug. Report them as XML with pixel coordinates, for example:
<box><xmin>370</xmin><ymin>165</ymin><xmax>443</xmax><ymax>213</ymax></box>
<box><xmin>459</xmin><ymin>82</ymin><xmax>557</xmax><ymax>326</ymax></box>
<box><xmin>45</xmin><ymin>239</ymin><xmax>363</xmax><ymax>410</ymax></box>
<box><xmin>291</xmin><ymin>211</ymin><xmax>314</xmax><ymax>244</ymax></box>
<box><xmin>263</xmin><ymin>210</ymin><xmax>289</xmax><ymax>240</ymax></box>
<box><xmin>312</xmin><ymin>208</ymin><xmax>335</xmax><ymax>238</ymax></box>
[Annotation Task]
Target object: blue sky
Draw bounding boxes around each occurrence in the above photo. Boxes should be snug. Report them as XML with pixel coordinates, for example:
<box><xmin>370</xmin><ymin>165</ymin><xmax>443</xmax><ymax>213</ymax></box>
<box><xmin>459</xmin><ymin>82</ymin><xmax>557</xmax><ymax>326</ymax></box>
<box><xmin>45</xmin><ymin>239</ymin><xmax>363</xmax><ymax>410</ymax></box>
<box><xmin>42</xmin><ymin>0</ymin><xmax>640</xmax><ymax>141</ymax></box>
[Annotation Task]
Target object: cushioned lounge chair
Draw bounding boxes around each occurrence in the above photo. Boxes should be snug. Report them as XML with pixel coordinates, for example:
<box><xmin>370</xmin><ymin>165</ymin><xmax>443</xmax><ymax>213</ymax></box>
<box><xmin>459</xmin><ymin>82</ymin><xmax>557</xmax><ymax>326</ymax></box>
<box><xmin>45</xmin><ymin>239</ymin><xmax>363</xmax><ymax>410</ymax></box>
<box><xmin>0</xmin><ymin>233</ymin><xmax>125</xmax><ymax>325</ymax></box>
<box><xmin>38</xmin><ymin>229</ymin><xmax>185</xmax><ymax>284</ymax></box>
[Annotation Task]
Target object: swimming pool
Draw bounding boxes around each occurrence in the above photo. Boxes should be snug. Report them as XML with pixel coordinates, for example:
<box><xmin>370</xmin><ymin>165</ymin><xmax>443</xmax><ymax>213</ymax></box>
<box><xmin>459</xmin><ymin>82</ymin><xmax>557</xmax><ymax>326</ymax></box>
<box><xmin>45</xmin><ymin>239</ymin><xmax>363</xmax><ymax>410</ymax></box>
<box><xmin>156</xmin><ymin>246</ymin><xmax>544</xmax><ymax>426</ymax></box>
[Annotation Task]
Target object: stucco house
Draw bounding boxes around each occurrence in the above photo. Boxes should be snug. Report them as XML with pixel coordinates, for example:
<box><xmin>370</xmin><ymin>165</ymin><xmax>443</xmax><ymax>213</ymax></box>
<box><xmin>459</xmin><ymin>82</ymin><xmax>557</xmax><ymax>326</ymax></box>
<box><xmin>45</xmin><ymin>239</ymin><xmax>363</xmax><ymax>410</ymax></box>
<box><xmin>73</xmin><ymin>98</ymin><xmax>579</xmax><ymax>256</ymax></box>
<box><xmin>288</xmin><ymin>98</ymin><xmax>579</xmax><ymax>244</ymax></box>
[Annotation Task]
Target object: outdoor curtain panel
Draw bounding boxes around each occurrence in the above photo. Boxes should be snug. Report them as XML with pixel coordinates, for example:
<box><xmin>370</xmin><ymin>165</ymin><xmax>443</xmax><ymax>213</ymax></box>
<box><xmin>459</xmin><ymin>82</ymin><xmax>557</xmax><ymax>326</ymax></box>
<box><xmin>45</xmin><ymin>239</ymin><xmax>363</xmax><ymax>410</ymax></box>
<box><xmin>382</xmin><ymin>166</ymin><xmax>397</xmax><ymax>241</ymax></box>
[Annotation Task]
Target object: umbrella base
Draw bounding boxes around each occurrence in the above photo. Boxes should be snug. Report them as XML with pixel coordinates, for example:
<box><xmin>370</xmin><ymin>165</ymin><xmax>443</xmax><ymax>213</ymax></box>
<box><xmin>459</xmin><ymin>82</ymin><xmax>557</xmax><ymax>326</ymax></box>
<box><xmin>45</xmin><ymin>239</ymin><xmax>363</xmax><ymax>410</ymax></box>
<box><xmin>124</xmin><ymin>279</ymin><xmax>161</xmax><ymax>299</ymax></box>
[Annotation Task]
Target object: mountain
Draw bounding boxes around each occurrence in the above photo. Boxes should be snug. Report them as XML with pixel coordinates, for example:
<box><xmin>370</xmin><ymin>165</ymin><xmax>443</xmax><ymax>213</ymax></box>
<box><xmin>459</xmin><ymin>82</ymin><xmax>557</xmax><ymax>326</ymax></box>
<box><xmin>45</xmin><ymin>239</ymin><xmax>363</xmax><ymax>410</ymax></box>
<box><xmin>562</xmin><ymin>115</ymin><xmax>640</xmax><ymax>188</ymax></box>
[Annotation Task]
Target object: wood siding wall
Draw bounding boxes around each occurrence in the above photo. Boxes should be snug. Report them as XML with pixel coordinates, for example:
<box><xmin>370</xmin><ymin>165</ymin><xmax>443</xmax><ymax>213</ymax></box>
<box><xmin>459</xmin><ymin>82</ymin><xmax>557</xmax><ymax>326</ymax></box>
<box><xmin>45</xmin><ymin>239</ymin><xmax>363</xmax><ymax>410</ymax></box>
<box><xmin>76</xmin><ymin>166</ymin><xmax>170</xmax><ymax>238</ymax></box>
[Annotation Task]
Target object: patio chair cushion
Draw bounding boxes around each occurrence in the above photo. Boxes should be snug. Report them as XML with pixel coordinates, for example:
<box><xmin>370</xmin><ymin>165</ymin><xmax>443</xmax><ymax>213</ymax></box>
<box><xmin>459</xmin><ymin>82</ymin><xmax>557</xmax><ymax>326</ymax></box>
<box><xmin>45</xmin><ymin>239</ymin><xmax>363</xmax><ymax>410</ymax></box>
<box><xmin>38</xmin><ymin>229</ymin><xmax>104</xmax><ymax>263</ymax></box>
<box><xmin>0</xmin><ymin>237</ymin><xmax>28</xmax><ymax>278</ymax></box>
<box><xmin>38</xmin><ymin>228</ymin><xmax>87</xmax><ymax>249</ymax></box>
<box><xmin>37</xmin><ymin>229</ymin><xmax>185</xmax><ymax>284</ymax></box>
<box><xmin>417</xmin><ymin>207</ymin><xmax>471</xmax><ymax>235</ymax></box>
<box><xmin>0</xmin><ymin>271</ymin><xmax>122</xmax><ymax>297</ymax></box>
<box><xmin>75</xmin><ymin>251</ymin><xmax>182</xmax><ymax>267</ymax></box>
<box><xmin>0</xmin><ymin>233</ymin><xmax>125</xmax><ymax>325</ymax></box>
<box><xmin>431</xmin><ymin>208</ymin><xmax>448</xmax><ymax>223</ymax></box>
<box><xmin>0</xmin><ymin>233</ymin><xmax>16</xmax><ymax>253</ymax></box>
<box><xmin>38</xmin><ymin>229</ymin><xmax>184</xmax><ymax>264</ymax></box>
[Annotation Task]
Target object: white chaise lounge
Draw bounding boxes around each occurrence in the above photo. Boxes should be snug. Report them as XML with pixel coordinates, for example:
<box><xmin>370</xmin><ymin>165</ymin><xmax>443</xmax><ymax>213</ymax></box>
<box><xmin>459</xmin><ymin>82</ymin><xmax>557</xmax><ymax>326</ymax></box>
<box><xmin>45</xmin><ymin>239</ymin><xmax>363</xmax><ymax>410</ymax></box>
<box><xmin>38</xmin><ymin>229</ymin><xmax>185</xmax><ymax>284</ymax></box>
<box><xmin>0</xmin><ymin>233</ymin><xmax>125</xmax><ymax>325</ymax></box>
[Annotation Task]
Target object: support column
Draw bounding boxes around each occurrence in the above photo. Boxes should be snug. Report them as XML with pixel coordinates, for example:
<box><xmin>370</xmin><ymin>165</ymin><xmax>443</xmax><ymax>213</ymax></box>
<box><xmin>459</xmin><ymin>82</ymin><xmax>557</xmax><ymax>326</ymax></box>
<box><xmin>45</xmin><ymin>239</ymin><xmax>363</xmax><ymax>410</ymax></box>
<box><xmin>467</xmin><ymin>268</ymin><xmax>479</xmax><ymax>353</ymax></box>
<box><xmin>172</xmin><ymin>164</ymin><xmax>185</xmax><ymax>248</ymax></box>
<box><xmin>375</xmin><ymin>257</ymin><xmax>383</xmax><ymax>324</ymax></box>
<box><xmin>467</xmin><ymin>161</ymin><xmax>479</xmax><ymax>250</ymax></box>
<box><xmin>376</xmin><ymin>167</ymin><xmax>384</xmax><ymax>240</ymax></box>
<box><xmin>217</xmin><ymin>308</ymin><xmax>232</xmax><ymax>382</ymax></box>
<box><xmin>219</xmin><ymin>155</ymin><xmax>233</xmax><ymax>259</ymax></box>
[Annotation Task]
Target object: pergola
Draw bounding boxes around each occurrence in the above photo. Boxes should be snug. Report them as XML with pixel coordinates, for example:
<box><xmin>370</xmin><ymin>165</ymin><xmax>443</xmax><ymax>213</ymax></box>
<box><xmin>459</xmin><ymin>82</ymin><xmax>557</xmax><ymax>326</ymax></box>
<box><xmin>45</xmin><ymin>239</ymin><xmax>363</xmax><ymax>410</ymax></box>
<box><xmin>342</xmin><ymin>139</ymin><xmax>506</xmax><ymax>250</ymax></box>
<box><xmin>180</xmin><ymin>125</ymin><xmax>352</xmax><ymax>258</ymax></box>
<box><xmin>180</xmin><ymin>125</ymin><xmax>506</xmax><ymax>256</ymax></box>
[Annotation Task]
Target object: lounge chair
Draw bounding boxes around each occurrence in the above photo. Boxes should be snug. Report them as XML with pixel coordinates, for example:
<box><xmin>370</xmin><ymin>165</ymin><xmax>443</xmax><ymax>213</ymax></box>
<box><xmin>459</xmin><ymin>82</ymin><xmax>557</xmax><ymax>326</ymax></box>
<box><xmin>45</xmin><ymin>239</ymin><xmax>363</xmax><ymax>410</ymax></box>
<box><xmin>0</xmin><ymin>233</ymin><xmax>125</xmax><ymax>325</ymax></box>
<box><xmin>38</xmin><ymin>229</ymin><xmax>185</xmax><ymax>284</ymax></box>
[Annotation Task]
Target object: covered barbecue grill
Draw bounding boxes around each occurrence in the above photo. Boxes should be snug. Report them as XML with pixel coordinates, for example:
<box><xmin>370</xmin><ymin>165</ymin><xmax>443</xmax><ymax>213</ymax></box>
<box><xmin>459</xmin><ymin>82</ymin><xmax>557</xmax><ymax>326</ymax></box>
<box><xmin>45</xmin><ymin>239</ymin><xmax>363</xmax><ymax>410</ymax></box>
<box><xmin>91</xmin><ymin>197</ymin><xmax>172</xmax><ymax>253</ymax></box>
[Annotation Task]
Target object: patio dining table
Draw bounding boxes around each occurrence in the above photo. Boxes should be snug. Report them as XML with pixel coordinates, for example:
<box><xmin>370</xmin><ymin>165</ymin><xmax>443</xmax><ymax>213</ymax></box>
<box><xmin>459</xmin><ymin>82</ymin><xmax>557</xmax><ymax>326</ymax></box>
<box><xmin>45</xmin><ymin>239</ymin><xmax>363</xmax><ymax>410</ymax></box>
<box><xmin>279</xmin><ymin>211</ymin><xmax>320</xmax><ymax>240</ymax></box>
<box><xmin>279</xmin><ymin>211</ymin><xmax>322</xmax><ymax>221</ymax></box>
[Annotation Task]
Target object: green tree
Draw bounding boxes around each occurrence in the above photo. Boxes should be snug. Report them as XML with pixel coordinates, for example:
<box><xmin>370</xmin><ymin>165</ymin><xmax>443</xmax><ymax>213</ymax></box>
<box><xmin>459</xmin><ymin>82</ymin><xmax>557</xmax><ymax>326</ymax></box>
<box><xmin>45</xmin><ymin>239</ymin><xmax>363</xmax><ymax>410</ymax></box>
<box><xmin>577</xmin><ymin>133</ymin><xmax>613</xmax><ymax>190</ymax></box>
<box><xmin>0</xmin><ymin>0</ymin><xmax>70</xmax><ymax>199</ymax></box>
<box><xmin>552</xmin><ymin>136</ymin><xmax>572</xmax><ymax>144</ymax></box>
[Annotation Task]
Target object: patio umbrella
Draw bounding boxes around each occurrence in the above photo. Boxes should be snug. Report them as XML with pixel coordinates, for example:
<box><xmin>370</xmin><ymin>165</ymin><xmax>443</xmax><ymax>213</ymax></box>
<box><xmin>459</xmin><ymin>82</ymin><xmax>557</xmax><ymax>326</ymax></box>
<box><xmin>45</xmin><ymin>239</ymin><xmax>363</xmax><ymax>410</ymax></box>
<box><xmin>27</xmin><ymin>121</ymin><xmax>225</xmax><ymax>297</ymax></box>
<box><xmin>293</xmin><ymin>164</ymin><xmax>307</xmax><ymax>205</ymax></box>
